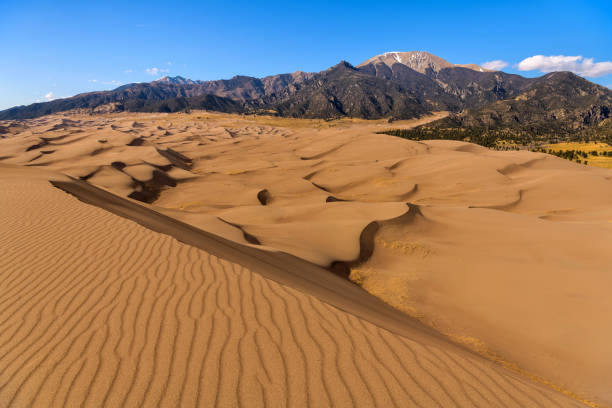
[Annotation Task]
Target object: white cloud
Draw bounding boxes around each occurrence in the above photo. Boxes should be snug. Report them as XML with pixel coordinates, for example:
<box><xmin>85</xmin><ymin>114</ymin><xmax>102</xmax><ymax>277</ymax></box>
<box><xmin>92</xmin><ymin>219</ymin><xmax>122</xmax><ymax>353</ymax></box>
<box><xmin>89</xmin><ymin>79</ymin><xmax>98</xmax><ymax>83</ymax></box>
<box><xmin>481</xmin><ymin>60</ymin><xmax>508</xmax><ymax>71</ymax></box>
<box><xmin>518</xmin><ymin>55</ymin><xmax>612</xmax><ymax>77</ymax></box>
<box><xmin>124</xmin><ymin>69</ymin><xmax>133</xmax><ymax>73</ymax></box>
<box><xmin>145</xmin><ymin>67</ymin><xmax>170</xmax><ymax>76</ymax></box>
<box><xmin>45</xmin><ymin>92</ymin><xmax>54</xmax><ymax>100</ymax></box>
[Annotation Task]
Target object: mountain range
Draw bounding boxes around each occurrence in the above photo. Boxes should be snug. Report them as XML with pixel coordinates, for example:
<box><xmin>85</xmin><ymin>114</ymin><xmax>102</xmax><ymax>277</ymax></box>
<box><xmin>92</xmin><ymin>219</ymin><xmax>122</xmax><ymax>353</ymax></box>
<box><xmin>2</xmin><ymin>51</ymin><xmax>611</xmax><ymax>135</ymax></box>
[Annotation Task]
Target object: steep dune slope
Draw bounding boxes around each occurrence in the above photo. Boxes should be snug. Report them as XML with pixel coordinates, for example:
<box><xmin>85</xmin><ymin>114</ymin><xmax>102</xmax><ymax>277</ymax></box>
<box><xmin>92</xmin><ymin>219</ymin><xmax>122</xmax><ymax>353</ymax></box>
<box><xmin>1</xmin><ymin>111</ymin><xmax>611</xmax><ymax>405</ymax></box>
<box><xmin>0</xmin><ymin>165</ymin><xmax>585</xmax><ymax>407</ymax></box>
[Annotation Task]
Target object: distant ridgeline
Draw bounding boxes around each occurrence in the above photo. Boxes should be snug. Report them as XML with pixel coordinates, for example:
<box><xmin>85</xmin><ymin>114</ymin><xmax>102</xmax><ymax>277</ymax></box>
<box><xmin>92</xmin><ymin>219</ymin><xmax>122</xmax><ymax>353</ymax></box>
<box><xmin>1</xmin><ymin>52</ymin><xmax>611</xmax><ymax>141</ymax></box>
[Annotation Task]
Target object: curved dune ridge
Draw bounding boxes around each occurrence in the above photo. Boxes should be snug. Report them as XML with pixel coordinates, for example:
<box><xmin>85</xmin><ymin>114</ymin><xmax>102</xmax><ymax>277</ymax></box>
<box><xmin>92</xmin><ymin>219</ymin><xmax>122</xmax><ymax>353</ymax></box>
<box><xmin>1</xmin><ymin>111</ymin><xmax>611</xmax><ymax>405</ymax></box>
<box><xmin>0</xmin><ymin>165</ymin><xmax>586</xmax><ymax>407</ymax></box>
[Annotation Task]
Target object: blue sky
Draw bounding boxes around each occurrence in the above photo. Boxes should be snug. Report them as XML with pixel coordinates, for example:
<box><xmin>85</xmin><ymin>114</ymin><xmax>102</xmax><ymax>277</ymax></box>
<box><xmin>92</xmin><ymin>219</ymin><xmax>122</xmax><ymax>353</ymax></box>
<box><xmin>1</xmin><ymin>0</ymin><xmax>610</xmax><ymax>110</ymax></box>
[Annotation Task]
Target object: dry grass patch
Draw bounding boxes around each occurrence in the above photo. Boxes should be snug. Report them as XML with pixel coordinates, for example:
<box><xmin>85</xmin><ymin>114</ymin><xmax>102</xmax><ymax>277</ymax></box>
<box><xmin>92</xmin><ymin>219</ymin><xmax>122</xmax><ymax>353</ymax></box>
<box><xmin>544</xmin><ymin>141</ymin><xmax>612</xmax><ymax>169</ymax></box>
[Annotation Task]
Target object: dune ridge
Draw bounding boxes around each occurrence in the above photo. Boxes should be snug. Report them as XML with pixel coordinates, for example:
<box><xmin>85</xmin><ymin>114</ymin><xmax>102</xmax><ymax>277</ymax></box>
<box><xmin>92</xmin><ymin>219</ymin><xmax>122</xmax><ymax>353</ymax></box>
<box><xmin>1</xmin><ymin>111</ymin><xmax>611</xmax><ymax>405</ymax></box>
<box><xmin>0</xmin><ymin>165</ymin><xmax>589</xmax><ymax>407</ymax></box>
<box><xmin>46</xmin><ymin>176</ymin><xmax>450</xmax><ymax>348</ymax></box>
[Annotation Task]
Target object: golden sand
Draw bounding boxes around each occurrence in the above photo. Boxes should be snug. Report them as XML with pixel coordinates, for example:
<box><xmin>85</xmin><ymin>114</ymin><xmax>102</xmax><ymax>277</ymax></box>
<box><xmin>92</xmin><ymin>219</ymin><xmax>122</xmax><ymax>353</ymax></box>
<box><xmin>1</xmin><ymin>111</ymin><xmax>610</xmax><ymax>406</ymax></box>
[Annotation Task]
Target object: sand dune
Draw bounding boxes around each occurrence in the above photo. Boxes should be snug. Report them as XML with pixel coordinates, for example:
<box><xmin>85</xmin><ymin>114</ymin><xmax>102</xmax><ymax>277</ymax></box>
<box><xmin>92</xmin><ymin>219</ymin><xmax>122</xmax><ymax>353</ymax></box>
<box><xmin>0</xmin><ymin>165</ymin><xmax>585</xmax><ymax>407</ymax></box>
<box><xmin>1</xmin><ymin>111</ymin><xmax>611</xmax><ymax>406</ymax></box>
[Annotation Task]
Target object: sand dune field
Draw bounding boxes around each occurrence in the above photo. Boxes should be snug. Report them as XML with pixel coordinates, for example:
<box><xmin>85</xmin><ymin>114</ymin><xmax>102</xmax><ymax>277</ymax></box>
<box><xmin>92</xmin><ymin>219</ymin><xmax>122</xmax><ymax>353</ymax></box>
<box><xmin>1</xmin><ymin>111</ymin><xmax>611</xmax><ymax>406</ymax></box>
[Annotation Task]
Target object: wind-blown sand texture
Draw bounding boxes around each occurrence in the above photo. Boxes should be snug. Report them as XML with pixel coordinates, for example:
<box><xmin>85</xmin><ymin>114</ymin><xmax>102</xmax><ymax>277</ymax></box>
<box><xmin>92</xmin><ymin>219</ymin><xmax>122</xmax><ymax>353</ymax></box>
<box><xmin>0</xmin><ymin>165</ymin><xmax>585</xmax><ymax>407</ymax></box>
<box><xmin>1</xmin><ymin>111</ymin><xmax>610</xmax><ymax>406</ymax></box>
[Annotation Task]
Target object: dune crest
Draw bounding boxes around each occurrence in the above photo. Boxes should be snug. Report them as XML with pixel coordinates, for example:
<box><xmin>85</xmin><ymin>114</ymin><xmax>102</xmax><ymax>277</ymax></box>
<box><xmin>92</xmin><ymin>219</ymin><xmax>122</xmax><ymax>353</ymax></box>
<box><xmin>1</xmin><ymin>111</ymin><xmax>611</xmax><ymax>405</ymax></box>
<box><xmin>0</xmin><ymin>165</ymin><xmax>587</xmax><ymax>407</ymax></box>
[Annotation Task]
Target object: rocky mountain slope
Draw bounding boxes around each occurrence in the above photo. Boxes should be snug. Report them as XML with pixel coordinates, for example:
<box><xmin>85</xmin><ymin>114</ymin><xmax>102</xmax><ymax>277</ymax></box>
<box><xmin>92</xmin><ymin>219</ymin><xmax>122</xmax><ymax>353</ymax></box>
<box><xmin>0</xmin><ymin>72</ymin><xmax>313</xmax><ymax>120</ymax></box>
<box><xmin>430</xmin><ymin>71</ymin><xmax>612</xmax><ymax>133</ymax></box>
<box><xmin>356</xmin><ymin>51</ymin><xmax>492</xmax><ymax>74</ymax></box>
<box><xmin>1</xmin><ymin>52</ymin><xmax>611</xmax><ymax>132</ymax></box>
<box><xmin>260</xmin><ymin>61</ymin><xmax>433</xmax><ymax>118</ymax></box>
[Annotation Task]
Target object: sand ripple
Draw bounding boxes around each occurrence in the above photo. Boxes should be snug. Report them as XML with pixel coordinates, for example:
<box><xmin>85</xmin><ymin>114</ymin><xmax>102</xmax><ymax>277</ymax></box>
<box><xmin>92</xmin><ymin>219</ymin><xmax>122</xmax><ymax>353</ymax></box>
<box><xmin>0</xmin><ymin>168</ymin><xmax>586</xmax><ymax>407</ymax></box>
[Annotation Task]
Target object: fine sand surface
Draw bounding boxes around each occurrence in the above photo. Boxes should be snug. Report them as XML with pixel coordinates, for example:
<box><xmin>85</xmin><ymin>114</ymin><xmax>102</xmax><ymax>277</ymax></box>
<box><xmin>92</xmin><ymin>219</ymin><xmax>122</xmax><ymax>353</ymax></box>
<box><xmin>1</xmin><ymin>111</ymin><xmax>610</xmax><ymax>405</ymax></box>
<box><xmin>0</xmin><ymin>165</ymin><xmax>585</xmax><ymax>407</ymax></box>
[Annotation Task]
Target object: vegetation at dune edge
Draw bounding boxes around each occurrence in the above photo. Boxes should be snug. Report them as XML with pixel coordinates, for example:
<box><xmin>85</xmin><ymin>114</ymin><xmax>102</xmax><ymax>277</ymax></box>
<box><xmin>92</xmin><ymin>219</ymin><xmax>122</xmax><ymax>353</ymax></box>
<box><xmin>381</xmin><ymin>127</ymin><xmax>504</xmax><ymax>148</ymax></box>
<box><xmin>381</xmin><ymin>126</ymin><xmax>612</xmax><ymax>167</ymax></box>
<box><xmin>534</xmin><ymin>142</ymin><xmax>612</xmax><ymax>168</ymax></box>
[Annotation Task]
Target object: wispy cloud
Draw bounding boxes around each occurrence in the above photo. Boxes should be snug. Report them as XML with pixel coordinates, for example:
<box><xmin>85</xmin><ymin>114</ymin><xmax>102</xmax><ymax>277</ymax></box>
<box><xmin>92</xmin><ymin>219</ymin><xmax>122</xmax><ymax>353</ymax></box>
<box><xmin>481</xmin><ymin>60</ymin><xmax>508</xmax><ymax>71</ymax></box>
<box><xmin>44</xmin><ymin>92</ymin><xmax>54</xmax><ymax>101</ymax></box>
<box><xmin>89</xmin><ymin>79</ymin><xmax>98</xmax><ymax>83</ymax></box>
<box><xmin>124</xmin><ymin>69</ymin><xmax>133</xmax><ymax>73</ymax></box>
<box><xmin>145</xmin><ymin>67</ymin><xmax>170</xmax><ymax>76</ymax></box>
<box><xmin>518</xmin><ymin>55</ymin><xmax>612</xmax><ymax>77</ymax></box>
